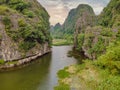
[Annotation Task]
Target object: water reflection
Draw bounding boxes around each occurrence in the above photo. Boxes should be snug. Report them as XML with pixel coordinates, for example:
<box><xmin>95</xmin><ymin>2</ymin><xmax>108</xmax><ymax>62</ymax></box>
<box><xmin>0</xmin><ymin>46</ymin><xmax>82</xmax><ymax>90</ymax></box>
<box><xmin>0</xmin><ymin>53</ymin><xmax>52</xmax><ymax>90</ymax></box>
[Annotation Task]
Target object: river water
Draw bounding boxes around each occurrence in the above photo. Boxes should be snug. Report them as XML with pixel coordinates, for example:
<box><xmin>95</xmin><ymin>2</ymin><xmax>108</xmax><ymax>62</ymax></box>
<box><xmin>0</xmin><ymin>46</ymin><xmax>81</xmax><ymax>90</ymax></box>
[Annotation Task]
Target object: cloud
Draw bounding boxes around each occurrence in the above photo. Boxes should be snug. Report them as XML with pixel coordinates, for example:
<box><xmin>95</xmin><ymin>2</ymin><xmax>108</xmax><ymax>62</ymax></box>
<box><xmin>37</xmin><ymin>0</ymin><xmax>110</xmax><ymax>25</ymax></box>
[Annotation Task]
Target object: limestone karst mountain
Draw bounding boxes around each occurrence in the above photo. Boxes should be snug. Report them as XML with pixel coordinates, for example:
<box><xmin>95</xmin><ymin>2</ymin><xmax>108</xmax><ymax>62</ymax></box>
<box><xmin>0</xmin><ymin>0</ymin><xmax>51</xmax><ymax>68</ymax></box>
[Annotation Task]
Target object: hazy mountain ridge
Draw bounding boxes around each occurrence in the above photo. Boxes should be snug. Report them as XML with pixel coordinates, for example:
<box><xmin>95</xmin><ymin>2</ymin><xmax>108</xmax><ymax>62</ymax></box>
<box><xmin>51</xmin><ymin>4</ymin><xmax>95</xmax><ymax>41</ymax></box>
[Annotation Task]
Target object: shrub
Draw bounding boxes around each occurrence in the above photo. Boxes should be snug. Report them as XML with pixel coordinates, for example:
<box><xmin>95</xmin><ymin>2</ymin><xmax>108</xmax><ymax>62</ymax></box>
<box><xmin>54</xmin><ymin>84</ymin><xmax>70</xmax><ymax>90</ymax></box>
<box><xmin>2</xmin><ymin>16</ymin><xmax>12</xmax><ymax>29</ymax></box>
<box><xmin>57</xmin><ymin>69</ymin><xmax>70</xmax><ymax>79</ymax></box>
<box><xmin>95</xmin><ymin>41</ymin><xmax>120</xmax><ymax>74</ymax></box>
<box><xmin>18</xmin><ymin>18</ymin><xmax>26</xmax><ymax>27</ymax></box>
<box><xmin>0</xmin><ymin>59</ymin><xmax>5</xmax><ymax>64</ymax></box>
<box><xmin>14</xmin><ymin>2</ymin><xmax>29</xmax><ymax>12</ymax></box>
<box><xmin>77</xmin><ymin>33</ymin><xmax>85</xmax><ymax>50</ymax></box>
<box><xmin>19</xmin><ymin>41</ymin><xmax>36</xmax><ymax>52</ymax></box>
<box><xmin>22</xmin><ymin>9</ymin><xmax>34</xmax><ymax>18</ymax></box>
<box><xmin>101</xmin><ymin>28</ymin><xmax>113</xmax><ymax>37</ymax></box>
<box><xmin>0</xmin><ymin>6</ymin><xmax>10</xmax><ymax>15</ymax></box>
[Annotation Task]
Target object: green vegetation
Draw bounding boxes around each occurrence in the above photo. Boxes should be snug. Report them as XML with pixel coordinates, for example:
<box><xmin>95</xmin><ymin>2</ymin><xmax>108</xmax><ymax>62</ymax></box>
<box><xmin>6</xmin><ymin>60</ymin><xmax>18</xmax><ymax>65</ymax></box>
<box><xmin>54</xmin><ymin>67</ymin><xmax>71</xmax><ymax>90</ymax></box>
<box><xmin>57</xmin><ymin>68</ymin><xmax>70</xmax><ymax>79</ymax></box>
<box><xmin>56</xmin><ymin>41</ymin><xmax>120</xmax><ymax>90</ymax></box>
<box><xmin>0</xmin><ymin>59</ymin><xmax>5</xmax><ymax>64</ymax></box>
<box><xmin>99</xmin><ymin>0</ymin><xmax>120</xmax><ymax>27</ymax></box>
<box><xmin>0</xmin><ymin>6</ymin><xmax>11</xmax><ymax>15</ymax></box>
<box><xmin>50</xmin><ymin>4</ymin><xmax>95</xmax><ymax>45</ymax></box>
<box><xmin>52</xmin><ymin>39</ymin><xmax>73</xmax><ymax>46</ymax></box>
<box><xmin>54</xmin><ymin>84</ymin><xmax>70</xmax><ymax>90</ymax></box>
<box><xmin>22</xmin><ymin>10</ymin><xmax>34</xmax><ymax>18</ymax></box>
<box><xmin>76</xmin><ymin>33</ymin><xmax>85</xmax><ymax>50</ymax></box>
<box><xmin>74</xmin><ymin>0</ymin><xmax>120</xmax><ymax>59</ymax></box>
<box><xmin>19</xmin><ymin>41</ymin><xmax>36</xmax><ymax>52</ymax></box>
<box><xmin>95</xmin><ymin>41</ymin><xmax>120</xmax><ymax>75</ymax></box>
<box><xmin>0</xmin><ymin>60</ymin><xmax>19</xmax><ymax>65</ymax></box>
<box><xmin>0</xmin><ymin>0</ymin><xmax>51</xmax><ymax>53</ymax></box>
<box><xmin>2</xmin><ymin>16</ymin><xmax>12</xmax><ymax>30</ymax></box>
<box><xmin>55</xmin><ymin>0</ymin><xmax>120</xmax><ymax>90</ymax></box>
<box><xmin>88</xmin><ymin>36</ymin><xmax>106</xmax><ymax>57</ymax></box>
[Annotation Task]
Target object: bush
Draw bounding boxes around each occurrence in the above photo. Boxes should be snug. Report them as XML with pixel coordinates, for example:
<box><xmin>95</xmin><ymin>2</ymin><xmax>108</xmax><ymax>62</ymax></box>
<box><xmin>92</xmin><ymin>36</ymin><xmax>105</xmax><ymax>53</ymax></box>
<box><xmin>77</xmin><ymin>33</ymin><xmax>85</xmax><ymax>50</ymax></box>
<box><xmin>0</xmin><ymin>6</ymin><xmax>10</xmax><ymax>15</ymax></box>
<box><xmin>19</xmin><ymin>41</ymin><xmax>36</xmax><ymax>52</ymax></box>
<box><xmin>101</xmin><ymin>28</ymin><xmax>113</xmax><ymax>37</ymax></box>
<box><xmin>2</xmin><ymin>16</ymin><xmax>12</xmax><ymax>29</ymax></box>
<box><xmin>54</xmin><ymin>84</ymin><xmax>70</xmax><ymax>90</ymax></box>
<box><xmin>95</xmin><ymin>41</ymin><xmax>120</xmax><ymax>74</ymax></box>
<box><xmin>18</xmin><ymin>18</ymin><xmax>26</xmax><ymax>27</ymax></box>
<box><xmin>14</xmin><ymin>2</ymin><xmax>29</xmax><ymax>12</ymax></box>
<box><xmin>0</xmin><ymin>0</ymin><xmax>51</xmax><ymax>52</ymax></box>
<box><xmin>22</xmin><ymin>9</ymin><xmax>34</xmax><ymax>18</ymax></box>
<box><xmin>57</xmin><ymin>69</ymin><xmax>70</xmax><ymax>79</ymax></box>
<box><xmin>0</xmin><ymin>59</ymin><xmax>5</xmax><ymax>64</ymax></box>
<box><xmin>98</xmin><ymin>76</ymin><xmax>120</xmax><ymax>90</ymax></box>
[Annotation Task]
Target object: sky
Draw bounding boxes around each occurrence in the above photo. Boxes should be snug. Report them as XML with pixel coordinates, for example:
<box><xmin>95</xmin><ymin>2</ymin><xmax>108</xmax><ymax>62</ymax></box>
<box><xmin>37</xmin><ymin>0</ymin><xmax>110</xmax><ymax>25</ymax></box>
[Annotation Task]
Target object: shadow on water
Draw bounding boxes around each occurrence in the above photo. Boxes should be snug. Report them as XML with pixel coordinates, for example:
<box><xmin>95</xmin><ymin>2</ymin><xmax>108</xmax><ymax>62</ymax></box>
<box><xmin>68</xmin><ymin>48</ymin><xmax>87</xmax><ymax>64</ymax></box>
<box><xmin>0</xmin><ymin>53</ymin><xmax>52</xmax><ymax>90</ymax></box>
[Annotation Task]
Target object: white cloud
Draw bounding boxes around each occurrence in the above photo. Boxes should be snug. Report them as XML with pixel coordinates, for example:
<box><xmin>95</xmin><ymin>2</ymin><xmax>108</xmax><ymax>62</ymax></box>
<box><xmin>37</xmin><ymin>0</ymin><xmax>110</xmax><ymax>25</ymax></box>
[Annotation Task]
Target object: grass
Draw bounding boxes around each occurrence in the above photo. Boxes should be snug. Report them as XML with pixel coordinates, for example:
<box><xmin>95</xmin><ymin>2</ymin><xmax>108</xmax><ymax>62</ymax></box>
<box><xmin>0</xmin><ymin>59</ymin><xmax>5</xmax><ymax>64</ymax></box>
<box><xmin>57</xmin><ymin>68</ymin><xmax>70</xmax><ymax>79</ymax></box>
<box><xmin>54</xmin><ymin>67</ymin><xmax>71</xmax><ymax>90</ymax></box>
<box><xmin>54</xmin><ymin>84</ymin><xmax>70</xmax><ymax>90</ymax></box>
<box><xmin>55</xmin><ymin>60</ymin><xmax>120</xmax><ymax>90</ymax></box>
<box><xmin>6</xmin><ymin>60</ymin><xmax>18</xmax><ymax>65</ymax></box>
<box><xmin>0</xmin><ymin>59</ymin><xmax>18</xmax><ymax>66</ymax></box>
<box><xmin>52</xmin><ymin>39</ymin><xmax>73</xmax><ymax>46</ymax></box>
<box><xmin>55</xmin><ymin>41</ymin><xmax>120</xmax><ymax>90</ymax></box>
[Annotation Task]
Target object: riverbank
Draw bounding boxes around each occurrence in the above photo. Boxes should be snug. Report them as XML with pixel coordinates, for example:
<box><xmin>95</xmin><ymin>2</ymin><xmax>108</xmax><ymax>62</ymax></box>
<box><xmin>55</xmin><ymin>60</ymin><xmax>120</xmax><ymax>90</ymax></box>
<box><xmin>55</xmin><ymin>42</ymin><xmax>120</xmax><ymax>90</ymax></box>
<box><xmin>52</xmin><ymin>39</ymin><xmax>73</xmax><ymax>46</ymax></box>
<box><xmin>0</xmin><ymin>49</ymin><xmax>51</xmax><ymax>71</ymax></box>
<box><xmin>0</xmin><ymin>46</ymin><xmax>80</xmax><ymax>90</ymax></box>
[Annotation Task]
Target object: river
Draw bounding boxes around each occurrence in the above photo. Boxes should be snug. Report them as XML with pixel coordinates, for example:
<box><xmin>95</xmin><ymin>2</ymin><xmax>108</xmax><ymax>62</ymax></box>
<box><xmin>0</xmin><ymin>46</ymin><xmax>82</xmax><ymax>90</ymax></box>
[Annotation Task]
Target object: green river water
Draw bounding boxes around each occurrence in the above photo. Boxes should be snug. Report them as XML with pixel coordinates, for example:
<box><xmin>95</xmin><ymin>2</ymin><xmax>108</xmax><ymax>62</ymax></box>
<box><xmin>0</xmin><ymin>46</ymin><xmax>82</xmax><ymax>90</ymax></box>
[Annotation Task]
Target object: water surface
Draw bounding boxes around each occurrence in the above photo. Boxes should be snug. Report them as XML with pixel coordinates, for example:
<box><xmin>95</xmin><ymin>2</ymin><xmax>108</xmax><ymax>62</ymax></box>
<box><xmin>0</xmin><ymin>46</ymin><xmax>81</xmax><ymax>90</ymax></box>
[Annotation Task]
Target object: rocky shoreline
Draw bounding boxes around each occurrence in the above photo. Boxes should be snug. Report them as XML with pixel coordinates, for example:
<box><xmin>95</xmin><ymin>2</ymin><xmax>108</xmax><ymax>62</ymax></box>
<box><xmin>0</xmin><ymin>48</ymin><xmax>51</xmax><ymax>70</ymax></box>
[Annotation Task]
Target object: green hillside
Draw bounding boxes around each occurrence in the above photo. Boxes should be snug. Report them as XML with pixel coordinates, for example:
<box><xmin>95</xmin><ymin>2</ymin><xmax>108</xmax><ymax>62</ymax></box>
<box><xmin>55</xmin><ymin>0</ymin><xmax>120</xmax><ymax>89</ymax></box>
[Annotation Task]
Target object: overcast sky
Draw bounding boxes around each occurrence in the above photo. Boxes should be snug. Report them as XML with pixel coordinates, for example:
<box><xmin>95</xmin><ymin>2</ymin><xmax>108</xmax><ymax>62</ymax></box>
<box><xmin>37</xmin><ymin>0</ymin><xmax>110</xmax><ymax>25</ymax></box>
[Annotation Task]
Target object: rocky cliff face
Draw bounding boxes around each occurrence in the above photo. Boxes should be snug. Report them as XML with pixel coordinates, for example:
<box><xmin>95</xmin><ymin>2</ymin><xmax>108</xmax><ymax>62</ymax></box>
<box><xmin>74</xmin><ymin>0</ymin><xmax>120</xmax><ymax>59</ymax></box>
<box><xmin>0</xmin><ymin>0</ymin><xmax>51</xmax><ymax>66</ymax></box>
<box><xmin>50</xmin><ymin>23</ymin><xmax>62</xmax><ymax>39</ymax></box>
<box><xmin>51</xmin><ymin>4</ymin><xmax>95</xmax><ymax>40</ymax></box>
<box><xmin>74</xmin><ymin>4</ymin><xmax>96</xmax><ymax>48</ymax></box>
<box><xmin>63</xmin><ymin>4</ymin><xmax>95</xmax><ymax>34</ymax></box>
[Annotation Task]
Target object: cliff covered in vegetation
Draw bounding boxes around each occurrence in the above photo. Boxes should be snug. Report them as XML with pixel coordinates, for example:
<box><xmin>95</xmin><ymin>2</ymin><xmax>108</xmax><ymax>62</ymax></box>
<box><xmin>74</xmin><ymin>0</ymin><xmax>120</xmax><ymax>59</ymax></box>
<box><xmin>55</xmin><ymin>0</ymin><xmax>120</xmax><ymax>90</ymax></box>
<box><xmin>0</xmin><ymin>0</ymin><xmax>51</xmax><ymax>68</ymax></box>
<box><xmin>51</xmin><ymin>4</ymin><xmax>95</xmax><ymax>45</ymax></box>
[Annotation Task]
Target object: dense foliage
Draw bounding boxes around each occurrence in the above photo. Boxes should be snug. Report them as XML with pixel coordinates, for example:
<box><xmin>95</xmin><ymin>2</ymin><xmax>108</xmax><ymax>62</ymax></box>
<box><xmin>75</xmin><ymin>0</ymin><xmax>120</xmax><ymax>59</ymax></box>
<box><xmin>55</xmin><ymin>0</ymin><xmax>120</xmax><ymax>89</ymax></box>
<box><xmin>0</xmin><ymin>0</ymin><xmax>51</xmax><ymax>52</ymax></box>
<box><xmin>55</xmin><ymin>41</ymin><xmax>120</xmax><ymax>90</ymax></box>
<box><xmin>99</xmin><ymin>0</ymin><xmax>120</xmax><ymax>27</ymax></box>
<box><xmin>51</xmin><ymin>4</ymin><xmax>95</xmax><ymax>44</ymax></box>
<box><xmin>95</xmin><ymin>41</ymin><xmax>120</xmax><ymax>75</ymax></box>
